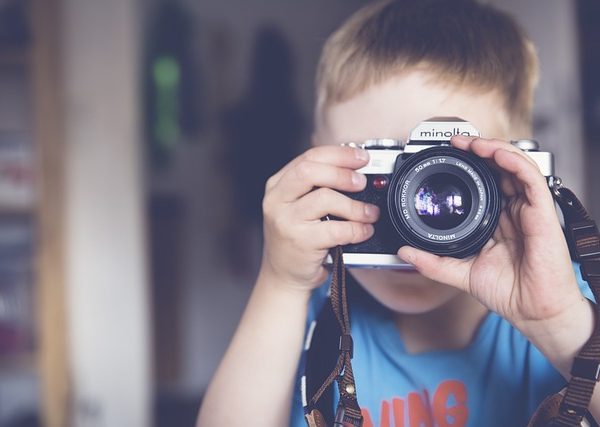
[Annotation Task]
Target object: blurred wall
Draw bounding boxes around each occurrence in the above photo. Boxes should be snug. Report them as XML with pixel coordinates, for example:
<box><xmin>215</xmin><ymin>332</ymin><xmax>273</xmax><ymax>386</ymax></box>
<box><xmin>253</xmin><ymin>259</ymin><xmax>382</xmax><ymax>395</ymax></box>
<box><xmin>63</xmin><ymin>0</ymin><xmax>152</xmax><ymax>426</ymax></box>
<box><xmin>490</xmin><ymin>0</ymin><xmax>586</xmax><ymax>201</ymax></box>
<box><xmin>144</xmin><ymin>0</ymin><xmax>367</xmax><ymax>398</ymax></box>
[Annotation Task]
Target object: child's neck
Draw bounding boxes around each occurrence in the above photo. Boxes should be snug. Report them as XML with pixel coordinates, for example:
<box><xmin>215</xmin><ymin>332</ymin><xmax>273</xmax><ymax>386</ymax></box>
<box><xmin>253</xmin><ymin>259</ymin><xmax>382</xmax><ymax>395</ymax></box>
<box><xmin>393</xmin><ymin>293</ymin><xmax>488</xmax><ymax>354</ymax></box>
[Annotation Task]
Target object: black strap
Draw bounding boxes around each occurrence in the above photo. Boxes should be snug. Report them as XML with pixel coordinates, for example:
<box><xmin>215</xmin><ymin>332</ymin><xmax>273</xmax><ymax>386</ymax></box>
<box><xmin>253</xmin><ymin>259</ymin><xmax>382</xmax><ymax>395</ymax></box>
<box><xmin>304</xmin><ymin>247</ymin><xmax>363</xmax><ymax>426</ymax></box>
<box><xmin>539</xmin><ymin>186</ymin><xmax>600</xmax><ymax>427</ymax></box>
<box><xmin>304</xmin><ymin>293</ymin><xmax>340</xmax><ymax>423</ymax></box>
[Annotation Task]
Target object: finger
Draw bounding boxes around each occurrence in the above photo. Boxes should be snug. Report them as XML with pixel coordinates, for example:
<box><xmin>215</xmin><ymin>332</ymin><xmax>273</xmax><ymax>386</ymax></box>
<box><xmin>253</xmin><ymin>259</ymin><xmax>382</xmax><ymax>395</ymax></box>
<box><xmin>293</xmin><ymin>188</ymin><xmax>380</xmax><ymax>222</ymax></box>
<box><xmin>492</xmin><ymin>149</ymin><xmax>553</xmax><ymax>209</ymax></box>
<box><xmin>452</xmin><ymin>136</ymin><xmax>550</xmax><ymax>204</ymax></box>
<box><xmin>312</xmin><ymin>220</ymin><xmax>375</xmax><ymax>249</ymax></box>
<box><xmin>266</xmin><ymin>145</ymin><xmax>369</xmax><ymax>191</ymax></box>
<box><xmin>452</xmin><ymin>136</ymin><xmax>539</xmax><ymax>169</ymax></box>
<box><xmin>271</xmin><ymin>160</ymin><xmax>367</xmax><ymax>203</ymax></box>
<box><xmin>397</xmin><ymin>246</ymin><xmax>473</xmax><ymax>292</ymax></box>
<box><xmin>450</xmin><ymin>135</ymin><xmax>533</xmax><ymax>198</ymax></box>
<box><xmin>450</xmin><ymin>134</ymin><xmax>477</xmax><ymax>151</ymax></box>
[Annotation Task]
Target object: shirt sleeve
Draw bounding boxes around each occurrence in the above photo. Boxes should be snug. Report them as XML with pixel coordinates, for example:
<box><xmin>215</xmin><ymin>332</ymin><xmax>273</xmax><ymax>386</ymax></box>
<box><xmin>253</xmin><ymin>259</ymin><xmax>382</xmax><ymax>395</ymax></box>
<box><xmin>574</xmin><ymin>261</ymin><xmax>595</xmax><ymax>302</ymax></box>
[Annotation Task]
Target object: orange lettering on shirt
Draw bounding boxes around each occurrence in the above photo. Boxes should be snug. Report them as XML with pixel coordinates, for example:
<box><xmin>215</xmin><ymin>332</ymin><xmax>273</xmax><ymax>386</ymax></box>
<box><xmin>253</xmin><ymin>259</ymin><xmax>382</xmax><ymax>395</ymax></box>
<box><xmin>381</xmin><ymin>400</ymin><xmax>391</xmax><ymax>427</ymax></box>
<box><xmin>408</xmin><ymin>392</ymin><xmax>433</xmax><ymax>427</ymax></box>
<box><xmin>359</xmin><ymin>379</ymin><xmax>469</xmax><ymax>427</ymax></box>
<box><xmin>362</xmin><ymin>399</ymin><xmax>403</xmax><ymax>427</ymax></box>
<box><xmin>432</xmin><ymin>380</ymin><xmax>468</xmax><ymax>427</ymax></box>
<box><xmin>361</xmin><ymin>408</ymin><xmax>374</xmax><ymax>427</ymax></box>
<box><xmin>392</xmin><ymin>397</ymin><xmax>405</xmax><ymax>427</ymax></box>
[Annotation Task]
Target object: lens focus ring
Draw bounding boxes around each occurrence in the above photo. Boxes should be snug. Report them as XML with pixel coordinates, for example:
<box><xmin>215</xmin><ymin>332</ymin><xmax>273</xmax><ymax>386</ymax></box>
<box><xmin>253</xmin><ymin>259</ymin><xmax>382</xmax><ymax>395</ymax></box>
<box><xmin>387</xmin><ymin>147</ymin><xmax>501</xmax><ymax>258</ymax></box>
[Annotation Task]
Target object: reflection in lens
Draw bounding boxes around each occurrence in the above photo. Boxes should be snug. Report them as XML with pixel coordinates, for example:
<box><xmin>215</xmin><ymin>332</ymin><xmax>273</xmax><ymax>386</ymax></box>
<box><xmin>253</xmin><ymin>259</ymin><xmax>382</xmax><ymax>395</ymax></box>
<box><xmin>414</xmin><ymin>173</ymin><xmax>472</xmax><ymax>230</ymax></box>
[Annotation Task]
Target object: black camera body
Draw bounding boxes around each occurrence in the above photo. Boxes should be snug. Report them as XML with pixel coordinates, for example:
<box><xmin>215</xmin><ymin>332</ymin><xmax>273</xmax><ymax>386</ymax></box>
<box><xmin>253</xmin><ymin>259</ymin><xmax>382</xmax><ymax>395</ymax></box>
<box><xmin>330</xmin><ymin>117</ymin><xmax>554</xmax><ymax>269</ymax></box>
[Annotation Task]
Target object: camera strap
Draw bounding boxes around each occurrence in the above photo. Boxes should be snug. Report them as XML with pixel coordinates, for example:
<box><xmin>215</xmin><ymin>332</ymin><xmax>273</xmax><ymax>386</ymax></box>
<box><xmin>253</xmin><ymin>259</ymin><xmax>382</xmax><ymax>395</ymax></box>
<box><xmin>304</xmin><ymin>246</ymin><xmax>363</xmax><ymax>427</ymax></box>
<box><xmin>528</xmin><ymin>183</ymin><xmax>600</xmax><ymax>427</ymax></box>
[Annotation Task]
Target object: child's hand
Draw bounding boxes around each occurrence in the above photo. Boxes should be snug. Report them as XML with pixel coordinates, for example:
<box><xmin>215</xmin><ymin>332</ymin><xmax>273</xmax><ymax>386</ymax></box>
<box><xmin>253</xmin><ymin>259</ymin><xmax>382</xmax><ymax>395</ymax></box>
<box><xmin>260</xmin><ymin>145</ymin><xmax>380</xmax><ymax>293</ymax></box>
<box><xmin>397</xmin><ymin>136</ymin><xmax>590</xmax><ymax>342</ymax></box>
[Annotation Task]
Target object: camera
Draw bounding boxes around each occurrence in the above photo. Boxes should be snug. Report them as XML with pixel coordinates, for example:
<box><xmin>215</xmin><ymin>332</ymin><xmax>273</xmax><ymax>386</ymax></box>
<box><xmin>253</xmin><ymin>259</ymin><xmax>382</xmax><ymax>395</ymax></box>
<box><xmin>327</xmin><ymin>117</ymin><xmax>554</xmax><ymax>269</ymax></box>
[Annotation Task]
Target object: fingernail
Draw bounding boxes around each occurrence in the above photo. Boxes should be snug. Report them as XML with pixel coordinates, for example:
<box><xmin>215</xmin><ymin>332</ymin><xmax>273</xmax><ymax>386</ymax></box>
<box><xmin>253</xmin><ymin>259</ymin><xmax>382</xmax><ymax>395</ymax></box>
<box><xmin>355</xmin><ymin>148</ymin><xmax>369</xmax><ymax>161</ymax></box>
<box><xmin>352</xmin><ymin>172</ymin><xmax>366</xmax><ymax>186</ymax></box>
<box><xmin>364</xmin><ymin>204</ymin><xmax>379</xmax><ymax>218</ymax></box>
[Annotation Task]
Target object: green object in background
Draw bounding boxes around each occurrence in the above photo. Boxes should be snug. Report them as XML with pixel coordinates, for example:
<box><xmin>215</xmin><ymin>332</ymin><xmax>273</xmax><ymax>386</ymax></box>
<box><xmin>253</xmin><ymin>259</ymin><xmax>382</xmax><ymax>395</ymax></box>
<box><xmin>145</xmin><ymin>0</ymin><xmax>200</xmax><ymax>169</ymax></box>
<box><xmin>152</xmin><ymin>56</ymin><xmax>181</xmax><ymax>151</ymax></box>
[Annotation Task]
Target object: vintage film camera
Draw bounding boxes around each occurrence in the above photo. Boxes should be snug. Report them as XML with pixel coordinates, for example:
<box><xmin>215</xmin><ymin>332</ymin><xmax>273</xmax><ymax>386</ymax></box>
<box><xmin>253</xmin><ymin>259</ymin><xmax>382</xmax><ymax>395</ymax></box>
<box><xmin>329</xmin><ymin>117</ymin><xmax>554</xmax><ymax>269</ymax></box>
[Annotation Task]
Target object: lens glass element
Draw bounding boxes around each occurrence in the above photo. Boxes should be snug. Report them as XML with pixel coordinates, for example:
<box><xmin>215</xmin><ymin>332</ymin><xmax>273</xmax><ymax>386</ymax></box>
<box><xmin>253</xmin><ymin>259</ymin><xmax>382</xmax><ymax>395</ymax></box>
<box><xmin>414</xmin><ymin>173</ymin><xmax>472</xmax><ymax>230</ymax></box>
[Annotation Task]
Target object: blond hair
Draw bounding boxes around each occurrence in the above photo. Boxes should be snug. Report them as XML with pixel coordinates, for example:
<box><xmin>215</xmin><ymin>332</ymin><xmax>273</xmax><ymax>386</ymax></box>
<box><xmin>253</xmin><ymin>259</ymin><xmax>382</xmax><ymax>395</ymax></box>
<box><xmin>316</xmin><ymin>0</ymin><xmax>539</xmax><ymax>131</ymax></box>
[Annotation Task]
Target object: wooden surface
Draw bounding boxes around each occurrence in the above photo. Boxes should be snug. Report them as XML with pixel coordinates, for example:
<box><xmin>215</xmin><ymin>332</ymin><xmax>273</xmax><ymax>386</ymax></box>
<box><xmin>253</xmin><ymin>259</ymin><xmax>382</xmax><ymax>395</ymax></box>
<box><xmin>31</xmin><ymin>0</ymin><xmax>70</xmax><ymax>426</ymax></box>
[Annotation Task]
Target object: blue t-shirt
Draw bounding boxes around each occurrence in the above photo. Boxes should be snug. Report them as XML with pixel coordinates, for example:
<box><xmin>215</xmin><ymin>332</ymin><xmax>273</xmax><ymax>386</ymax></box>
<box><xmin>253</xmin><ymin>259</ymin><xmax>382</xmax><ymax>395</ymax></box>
<box><xmin>290</xmin><ymin>264</ymin><xmax>592</xmax><ymax>427</ymax></box>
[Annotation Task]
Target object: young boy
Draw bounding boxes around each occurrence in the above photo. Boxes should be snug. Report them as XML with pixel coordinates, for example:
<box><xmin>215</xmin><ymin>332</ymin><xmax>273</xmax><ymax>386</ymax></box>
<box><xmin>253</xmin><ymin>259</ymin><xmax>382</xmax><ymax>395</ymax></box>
<box><xmin>197</xmin><ymin>1</ymin><xmax>598</xmax><ymax>426</ymax></box>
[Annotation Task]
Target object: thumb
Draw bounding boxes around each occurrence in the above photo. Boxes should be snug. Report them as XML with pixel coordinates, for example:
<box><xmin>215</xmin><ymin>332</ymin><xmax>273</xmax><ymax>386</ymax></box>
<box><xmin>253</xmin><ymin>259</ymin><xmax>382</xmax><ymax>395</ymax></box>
<box><xmin>397</xmin><ymin>246</ymin><xmax>471</xmax><ymax>292</ymax></box>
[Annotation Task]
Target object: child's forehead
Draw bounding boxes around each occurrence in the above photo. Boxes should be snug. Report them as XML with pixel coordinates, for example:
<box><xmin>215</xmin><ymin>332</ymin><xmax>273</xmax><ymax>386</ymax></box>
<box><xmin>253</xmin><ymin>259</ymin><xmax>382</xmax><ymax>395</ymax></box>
<box><xmin>314</xmin><ymin>71</ymin><xmax>511</xmax><ymax>146</ymax></box>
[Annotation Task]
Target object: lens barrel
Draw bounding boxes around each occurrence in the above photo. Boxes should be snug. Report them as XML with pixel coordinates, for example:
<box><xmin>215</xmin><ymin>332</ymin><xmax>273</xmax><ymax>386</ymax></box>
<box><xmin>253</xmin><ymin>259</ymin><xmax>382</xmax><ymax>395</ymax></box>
<box><xmin>387</xmin><ymin>147</ymin><xmax>501</xmax><ymax>258</ymax></box>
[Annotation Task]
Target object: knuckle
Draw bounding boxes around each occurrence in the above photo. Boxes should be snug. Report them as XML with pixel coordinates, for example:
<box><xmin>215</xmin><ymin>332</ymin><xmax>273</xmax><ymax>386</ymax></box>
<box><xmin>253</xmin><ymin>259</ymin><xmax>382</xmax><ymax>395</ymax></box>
<box><xmin>316</xmin><ymin>187</ymin><xmax>336</xmax><ymax>204</ymax></box>
<box><xmin>346</xmin><ymin>222</ymin><xmax>358</xmax><ymax>243</ymax></box>
<box><xmin>271</xmin><ymin>215</ymin><xmax>289</xmax><ymax>236</ymax></box>
<box><xmin>348</xmin><ymin>223</ymin><xmax>362</xmax><ymax>243</ymax></box>
<box><xmin>328</xmin><ymin>222</ymin><xmax>346</xmax><ymax>243</ymax></box>
<box><xmin>357</xmin><ymin>223</ymin><xmax>372</xmax><ymax>241</ymax></box>
<box><xmin>265</xmin><ymin>174</ymin><xmax>277</xmax><ymax>191</ymax></box>
<box><xmin>352</xmin><ymin>222</ymin><xmax>368</xmax><ymax>242</ymax></box>
<box><xmin>303</xmin><ymin>147</ymin><xmax>319</xmax><ymax>162</ymax></box>
<box><xmin>350</xmin><ymin>200</ymin><xmax>365</xmax><ymax>220</ymax></box>
<box><xmin>312</xmin><ymin>188</ymin><xmax>327</xmax><ymax>207</ymax></box>
<box><xmin>337</xmin><ymin>168</ymin><xmax>351</xmax><ymax>186</ymax></box>
<box><xmin>295</xmin><ymin>161</ymin><xmax>312</xmax><ymax>181</ymax></box>
<box><xmin>262</xmin><ymin>195</ymin><xmax>274</xmax><ymax>217</ymax></box>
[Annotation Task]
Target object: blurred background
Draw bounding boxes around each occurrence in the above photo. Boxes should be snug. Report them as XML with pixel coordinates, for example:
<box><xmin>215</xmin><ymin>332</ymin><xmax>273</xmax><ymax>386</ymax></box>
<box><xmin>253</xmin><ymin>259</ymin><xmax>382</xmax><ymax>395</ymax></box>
<box><xmin>0</xmin><ymin>0</ymin><xmax>597</xmax><ymax>426</ymax></box>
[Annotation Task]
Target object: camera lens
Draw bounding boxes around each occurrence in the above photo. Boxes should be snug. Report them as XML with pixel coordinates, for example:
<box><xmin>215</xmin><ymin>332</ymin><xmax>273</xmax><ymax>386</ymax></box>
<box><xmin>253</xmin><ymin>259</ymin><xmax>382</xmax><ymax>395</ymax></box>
<box><xmin>414</xmin><ymin>173</ymin><xmax>472</xmax><ymax>230</ymax></box>
<box><xmin>387</xmin><ymin>147</ymin><xmax>501</xmax><ymax>258</ymax></box>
